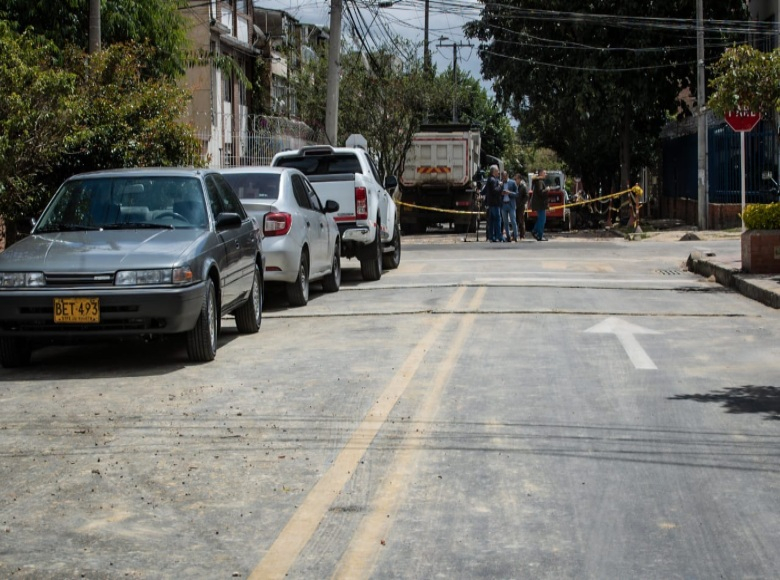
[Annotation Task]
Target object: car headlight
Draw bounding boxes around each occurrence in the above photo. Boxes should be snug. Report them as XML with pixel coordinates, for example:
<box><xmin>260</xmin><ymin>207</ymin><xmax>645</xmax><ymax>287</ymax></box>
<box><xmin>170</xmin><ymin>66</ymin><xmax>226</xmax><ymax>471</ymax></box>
<box><xmin>0</xmin><ymin>272</ymin><xmax>45</xmax><ymax>287</ymax></box>
<box><xmin>115</xmin><ymin>267</ymin><xmax>193</xmax><ymax>286</ymax></box>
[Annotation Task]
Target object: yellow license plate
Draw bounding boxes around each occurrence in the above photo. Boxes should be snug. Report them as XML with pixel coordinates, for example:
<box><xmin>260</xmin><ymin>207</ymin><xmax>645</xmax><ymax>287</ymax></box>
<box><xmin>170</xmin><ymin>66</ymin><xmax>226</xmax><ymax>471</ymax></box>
<box><xmin>53</xmin><ymin>297</ymin><xmax>100</xmax><ymax>323</ymax></box>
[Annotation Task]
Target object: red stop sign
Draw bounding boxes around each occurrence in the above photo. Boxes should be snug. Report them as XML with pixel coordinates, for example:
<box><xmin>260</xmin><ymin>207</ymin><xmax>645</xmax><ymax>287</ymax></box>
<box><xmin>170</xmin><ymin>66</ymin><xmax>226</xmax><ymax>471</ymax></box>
<box><xmin>724</xmin><ymin>110</ymin><xmax>761</xmax><ymax>132</ymax></box>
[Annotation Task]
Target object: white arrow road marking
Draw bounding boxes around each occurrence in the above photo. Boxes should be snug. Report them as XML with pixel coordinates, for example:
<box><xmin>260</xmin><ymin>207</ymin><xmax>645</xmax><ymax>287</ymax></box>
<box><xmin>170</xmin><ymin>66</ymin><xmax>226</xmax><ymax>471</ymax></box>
<box><xmin>585</xmin><ymin>317</ymin><xmax>661</xmax><ymax>370</ymax></box>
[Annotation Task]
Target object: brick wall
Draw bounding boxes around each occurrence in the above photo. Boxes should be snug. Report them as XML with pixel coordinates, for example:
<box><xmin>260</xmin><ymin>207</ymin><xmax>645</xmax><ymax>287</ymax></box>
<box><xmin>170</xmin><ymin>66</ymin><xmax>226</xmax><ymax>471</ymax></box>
<box><xmin>742</xmin><ymin>230</ymin><xmax>780</xmax><ymax>273</ymax></box>
<box><xmin>658</xmin><ymin>197</ymin><xmax>742</xmax><ymax>230</ymax></box>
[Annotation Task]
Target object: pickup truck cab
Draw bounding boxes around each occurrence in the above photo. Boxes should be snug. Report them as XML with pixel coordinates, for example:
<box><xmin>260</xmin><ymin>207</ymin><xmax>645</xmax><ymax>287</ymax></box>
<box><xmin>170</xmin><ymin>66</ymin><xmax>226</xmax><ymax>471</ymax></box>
<box><xmin>271</xmin><ymin>145</ymin><xmax>401</xmax><ymax>281</ymax></box>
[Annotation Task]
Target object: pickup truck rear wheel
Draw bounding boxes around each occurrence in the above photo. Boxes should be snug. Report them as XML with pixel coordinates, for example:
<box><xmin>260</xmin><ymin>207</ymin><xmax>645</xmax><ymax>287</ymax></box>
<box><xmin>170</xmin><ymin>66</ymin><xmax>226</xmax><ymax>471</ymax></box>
<box><xmin>286</xmin><ymin>251</ymin><xmax>310</xmax><ymax>306</ymax></box>
<box><xmin>382</xmin><ymin>223</ymin><xmax>401</xmax><ymax>270</ymax></box>
<box><xmin>360</xmin><ymin>228</ymin><xmax>383</xmax><ymax>281</ymax></box>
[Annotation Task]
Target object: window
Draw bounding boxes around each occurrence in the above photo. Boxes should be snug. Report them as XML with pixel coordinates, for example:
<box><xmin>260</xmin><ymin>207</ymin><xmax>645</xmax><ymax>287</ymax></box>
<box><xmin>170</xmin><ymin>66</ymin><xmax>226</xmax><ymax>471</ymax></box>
<box><xmin>291</xmin><ymin>175</ymin><xmax>312</xmax><ymax>209</ymax></box>
<box><xmin>206</xmin><ymin>175</ymin><xmax>246</xmax><ymax>219</ymax></box>
<box><xmin>305</xmin><ymin>180</ymin><xmax>323</xmax><ymax>212</ymax></box>
<box><xmin>222</xmin><ymin>173</ymin><xmax>281</xmax><ymax>200</ymax></box>
<box><xmin>223</xmin><ymin>72</ymin><xmax>233</xmax><ymax>105</ymax></box>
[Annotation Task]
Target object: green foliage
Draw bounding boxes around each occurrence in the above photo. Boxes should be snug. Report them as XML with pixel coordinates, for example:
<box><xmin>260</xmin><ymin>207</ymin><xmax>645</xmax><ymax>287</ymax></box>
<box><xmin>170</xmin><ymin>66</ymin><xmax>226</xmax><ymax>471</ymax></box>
<box><xmin>0</xmin><ymin>0</ymin><xmax>190</xmax><ymax>78</ymax></box>
<box><xmin>291</xmin><ymin>41</ymin><xmax>513</xmax><ymax>179</ymax></box>
<box><xmin>742</xmin><ymin>203</ymin><xmax>780</xmax><ymax>230</ymax></box>
<box><xmin>0</xmin><ymin>32</ymin><xmax>201</xmax><ymax>236</ymax></box>
<box><xmin>0</xmin><ymin>22</ymin><xmax>76</xmax><ymax>227</ymax></box>
<box><xmin>61</xmin><ymin>43</ymin><xmax>202</xmax><ymax>173</ymax></box>
<box><xmin>709</xmin><ymin>45</ymin><xmax>780</xmax><ymax>117</ymax></box>
<box><xmin>426</xmin><ymin>70</ymin><xmax>513</xmax><ymax>163</ymax></box>
<box><xmin>293</xmin><ymin>41</ymin><xmax>430</xmax><ymax>179</ymax></box>
<box><xmin>465</xmin><ymin>0</ymin><xmax>748</xmax><ymax>192</ymax></box>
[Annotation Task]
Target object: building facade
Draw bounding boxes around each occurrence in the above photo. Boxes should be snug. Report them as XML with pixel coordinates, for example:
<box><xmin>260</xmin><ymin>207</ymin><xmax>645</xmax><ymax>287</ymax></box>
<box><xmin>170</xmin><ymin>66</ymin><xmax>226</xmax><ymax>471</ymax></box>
<box><xmin>182</xmin><ymin>2</ymin><xmax>327</xmax><ymax>168</ymax></box>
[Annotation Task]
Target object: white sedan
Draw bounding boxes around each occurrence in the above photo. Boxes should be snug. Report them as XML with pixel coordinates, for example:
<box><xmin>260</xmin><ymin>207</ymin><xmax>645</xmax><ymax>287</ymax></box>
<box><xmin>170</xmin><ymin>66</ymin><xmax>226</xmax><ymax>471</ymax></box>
<box><xmin>221</xmin><ymin>167</ymin><xmax>341</xmax><ymax>306</ymax></box>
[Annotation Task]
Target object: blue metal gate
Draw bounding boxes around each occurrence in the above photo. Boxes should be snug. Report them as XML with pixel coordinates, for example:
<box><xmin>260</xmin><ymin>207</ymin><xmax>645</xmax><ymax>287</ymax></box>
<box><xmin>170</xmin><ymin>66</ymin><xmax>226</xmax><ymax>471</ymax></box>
<box><xmin>662</xmin><ymin>120</ymin><xmax>776</xmax><ymax>204</ymax></box>
<box><xmin>708</xmin><ymin>121</ymin><xmax>776</xmax><ymax>204</ymax></box>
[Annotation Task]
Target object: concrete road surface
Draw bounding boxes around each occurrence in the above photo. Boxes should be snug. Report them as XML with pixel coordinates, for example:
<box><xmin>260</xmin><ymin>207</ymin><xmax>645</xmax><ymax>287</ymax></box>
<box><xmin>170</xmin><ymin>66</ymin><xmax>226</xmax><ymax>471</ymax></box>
<box><xmin>1</xmin><ymin>233</ymin><xmax>778</xmax><ymax>579</ymax></box>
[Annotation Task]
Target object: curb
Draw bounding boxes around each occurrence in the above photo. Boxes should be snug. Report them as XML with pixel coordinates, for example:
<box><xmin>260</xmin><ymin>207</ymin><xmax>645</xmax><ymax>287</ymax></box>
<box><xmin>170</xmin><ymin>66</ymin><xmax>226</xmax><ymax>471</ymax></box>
<box><xmin>687</xmin><ymin>251</ymin><xmax>780</xmax><ymax>309</ymax></box>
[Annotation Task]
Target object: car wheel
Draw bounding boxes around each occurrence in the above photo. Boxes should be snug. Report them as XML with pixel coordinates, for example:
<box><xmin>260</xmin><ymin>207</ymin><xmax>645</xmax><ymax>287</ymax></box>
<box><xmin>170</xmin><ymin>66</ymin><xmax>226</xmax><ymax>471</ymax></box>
<box><xmin>286</xmin><ymin>250</ymin><xmax>310</xmax><ymax>306</ymax></box>
<box><xmin>321</xmin><ymin>242</ymin><xmax>341</xmax><ymax>293</ymax></box>
<box><xmin>186</xmin><ymin>279</ymin><xmax>218</xmax><ymax>362</ymax></box>
<box><xmin>382</xmin><ymin>223</ymin><xmax>401</xmax><ymax>270</ymax></box>
<box><xmin>0</xmin><ymin>337</ymin><xmax>31</xmax><ymax>368</ymax></box>
<box><xmin>235</xmin><ymin>264</ymin><xmax>262</xmax><ymax>333</ymax></box>
<box><xmin>360</xmin><ymin>227</ymin><xmax>383</xmax><ymax>281</ymax></box>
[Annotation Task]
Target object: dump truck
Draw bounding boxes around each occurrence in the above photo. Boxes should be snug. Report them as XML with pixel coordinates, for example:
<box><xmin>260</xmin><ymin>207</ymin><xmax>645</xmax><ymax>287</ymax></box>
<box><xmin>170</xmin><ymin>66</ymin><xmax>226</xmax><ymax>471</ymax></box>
<box><xmin>398</xmin><ymin>125</ymin><xmax>481</xmax><ymax>234</ymax></box>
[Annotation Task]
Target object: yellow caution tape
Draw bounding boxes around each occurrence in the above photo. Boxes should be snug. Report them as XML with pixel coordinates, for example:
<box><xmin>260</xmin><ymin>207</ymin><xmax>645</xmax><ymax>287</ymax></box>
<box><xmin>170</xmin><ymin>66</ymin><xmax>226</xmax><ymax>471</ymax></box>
<box><xmin>395</xmin><ymin>185</ymin><xmax>645</xmax><ymax>216</ymax></box>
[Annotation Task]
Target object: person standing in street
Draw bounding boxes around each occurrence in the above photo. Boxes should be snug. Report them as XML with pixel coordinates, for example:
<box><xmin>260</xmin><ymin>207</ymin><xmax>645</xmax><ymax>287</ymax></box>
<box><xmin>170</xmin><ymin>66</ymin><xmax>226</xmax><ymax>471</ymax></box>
<box><xmin>531</xmin><ymin>169</ymin><xmax>550</xmax><ymax>241</ymax></box>
<box><xmin>501</xmin><ymin>171</ymin><xmax>519</xmax><ymax>242</ymax></box>
<box><xmin>484</xmin><ymin>165</ymin><xmax>503</xmax><ymax>242</ymax></box>
<box><xmin>515</xmin><ymin>174</ymin><xmax>529</xmax><ymax>240</ymax></box>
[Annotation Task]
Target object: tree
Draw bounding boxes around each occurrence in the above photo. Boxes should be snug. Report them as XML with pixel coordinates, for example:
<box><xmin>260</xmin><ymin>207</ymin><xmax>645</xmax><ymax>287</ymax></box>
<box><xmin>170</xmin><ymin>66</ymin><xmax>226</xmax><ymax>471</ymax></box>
<box><xmin>60</xmin><ymin>43</ymin><xmax>201</xmax><ymax>174</ymax></box>
<box><xmin>0</xmin><ymin>0</ymin><xmax>190</xmax><ymax>77</ymax></box>
<box><xmin>292</xmin><ymin>40</ymin><xmax>514</xmax><ymax>179</ymax></box>
<box><xmin>426</xmin><ymin>70</ymin><xmax>515</xmax><ymax>167</ymax></box>
<box><xmin>0</xmin><ymin>34</ymin><xmax>200</xmax><ymax>242</ymax></box>
<box><xmin>465</xmin><ymin>1</ymin><xmax>748</xmax><ymax>192</ymax></box>
<box><xmin>708</xmin><ymin>44</ymin><xmax>780</xmax><ymax>117</ymax></box>
<box><xmin>292</xmin><ymin>41</ymin><xmax>430</xmax><ymax>179</ymax></box>
<box><xmin>0</xmin><ymin>22</ymin><xmax>76</xmax><ymax>236</ymax></box>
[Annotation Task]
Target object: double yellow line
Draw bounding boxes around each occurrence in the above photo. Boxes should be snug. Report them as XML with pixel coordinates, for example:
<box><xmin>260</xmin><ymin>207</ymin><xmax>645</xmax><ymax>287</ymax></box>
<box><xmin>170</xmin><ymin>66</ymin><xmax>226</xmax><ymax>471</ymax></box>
<box><xmin>249</xmin><ymin>286</ymin><xmax>485</xmax><ymax>580</ymax></box>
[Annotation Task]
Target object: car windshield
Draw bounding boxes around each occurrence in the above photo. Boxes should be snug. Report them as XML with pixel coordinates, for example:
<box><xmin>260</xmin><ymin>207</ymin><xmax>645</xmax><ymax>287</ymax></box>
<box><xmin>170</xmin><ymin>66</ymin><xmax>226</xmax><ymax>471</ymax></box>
<box><xmin>34</xmin><ymin>176</ymin><xmax>209</xmax><ymax>232</ymax></box>
<box><xmin>221</xmin><ymin>173</ymin><xmax>281</xmax><ymax>200</ymax></box>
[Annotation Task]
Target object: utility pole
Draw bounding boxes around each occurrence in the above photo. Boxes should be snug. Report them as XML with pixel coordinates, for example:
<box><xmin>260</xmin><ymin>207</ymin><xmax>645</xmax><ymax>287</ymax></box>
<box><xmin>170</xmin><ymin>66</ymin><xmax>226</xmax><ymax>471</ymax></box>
<box><xmin>325</xmin><ymin>0</ymin><xmax>343</xmax><ymax>145</ymax></box>
<box><xmin>89</xmin><ymin>0</ymin><xmax>100</xmax><ymax>54</ymax></box>
<box><xmin>378</xmin><ymin>0</ymin><xmax>429</xmax><ymax>74</ymax></box>
<box><xmin>696</xmin><ymin>0</ymin><xmax>707</xmax><ymax>229</ymax></box>
<box><xmin>423</xmin><ymin>0</ymin><xmax>430</xmax><ymax>74</ymax></box>
<box><xmin>438</xmin><ymin>39</ymin><xmax>471</xmax><ymax>123</ymax></box>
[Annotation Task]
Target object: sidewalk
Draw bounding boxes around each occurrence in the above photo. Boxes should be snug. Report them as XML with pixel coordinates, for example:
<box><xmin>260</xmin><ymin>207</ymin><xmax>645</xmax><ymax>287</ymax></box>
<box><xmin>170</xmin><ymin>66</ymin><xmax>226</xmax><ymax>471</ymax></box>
<box><xmin>687</xmin><ymin>248</ymin><xmax>780</xmax><ymax>309</ymax></box>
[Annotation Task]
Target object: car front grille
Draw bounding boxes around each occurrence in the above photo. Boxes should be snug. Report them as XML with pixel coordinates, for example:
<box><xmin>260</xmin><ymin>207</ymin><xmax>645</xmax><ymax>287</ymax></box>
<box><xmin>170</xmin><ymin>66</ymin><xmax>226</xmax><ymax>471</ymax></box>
<box><xmin>44</xmin><ymin>273</ymin><xmax>115</xmax><ymax>286</ymax></box>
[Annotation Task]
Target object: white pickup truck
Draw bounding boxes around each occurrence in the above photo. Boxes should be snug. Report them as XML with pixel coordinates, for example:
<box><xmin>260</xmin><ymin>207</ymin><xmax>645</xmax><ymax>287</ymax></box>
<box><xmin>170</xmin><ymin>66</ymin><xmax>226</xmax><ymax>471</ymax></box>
<box><xmin>271</xmin><ymin>145</ymin><xmax>401</xmax><ymax>281</ymax></box>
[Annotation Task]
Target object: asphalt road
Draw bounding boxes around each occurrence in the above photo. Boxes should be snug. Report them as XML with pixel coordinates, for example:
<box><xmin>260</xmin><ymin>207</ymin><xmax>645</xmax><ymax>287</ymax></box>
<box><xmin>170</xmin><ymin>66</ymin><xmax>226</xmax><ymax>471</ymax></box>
<box><xmin>1</xmin><ymin>233</ymin><xmax>779</xmax><ymax>579</ymax></box>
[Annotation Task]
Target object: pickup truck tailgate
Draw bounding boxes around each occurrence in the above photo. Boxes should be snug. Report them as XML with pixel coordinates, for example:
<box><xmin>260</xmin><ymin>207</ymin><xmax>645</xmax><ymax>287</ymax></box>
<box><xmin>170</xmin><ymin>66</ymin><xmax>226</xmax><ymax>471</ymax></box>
<box><xmin>307</xmin><ymin>174</ymin><xmax>358</xmax><ymax>223</ymax></box>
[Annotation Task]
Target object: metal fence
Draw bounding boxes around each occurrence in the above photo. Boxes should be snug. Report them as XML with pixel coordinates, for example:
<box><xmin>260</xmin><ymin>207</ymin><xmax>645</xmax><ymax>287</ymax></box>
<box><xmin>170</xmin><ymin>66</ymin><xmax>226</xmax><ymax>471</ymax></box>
<box><xmin>662</xmin><ymin>119</ymin><xmax>777</xmax><ymax>204</ymax></box>
<box><xmin>196</xmin><ymin>114</ymin><xmax>325</xmax><ymax>168</ymax></box>
<box><xmin>708</xmin><ymin>121</ymin><xmax>776</xmax><ymax>204</ymax></box>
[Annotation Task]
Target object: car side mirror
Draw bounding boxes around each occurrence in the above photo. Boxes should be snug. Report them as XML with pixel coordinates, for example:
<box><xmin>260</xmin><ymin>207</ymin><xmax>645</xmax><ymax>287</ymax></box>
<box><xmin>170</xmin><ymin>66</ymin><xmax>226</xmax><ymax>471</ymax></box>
<box><xmin>215</xmin><ymin>212</ymin><xmax>242</xmax><ymax>230</ymax></box>
<box><xmin>384</xmin><ymin>175</ymin><xmax>398</xmax><ymax>190</ymax></box>
<box><xmin>324</xmin><ymin>199</ymin><xmax>340</xmax><ymax>213</ymax></box>
<box><xmin>17</xmin><ymin>217</ymin><xmax>36</xmax><ymax>236</ymax></box>
<box><xmin>762</xmin><ymin>171</ymin><xmax>774</xmax><ymax>181</ymax></box>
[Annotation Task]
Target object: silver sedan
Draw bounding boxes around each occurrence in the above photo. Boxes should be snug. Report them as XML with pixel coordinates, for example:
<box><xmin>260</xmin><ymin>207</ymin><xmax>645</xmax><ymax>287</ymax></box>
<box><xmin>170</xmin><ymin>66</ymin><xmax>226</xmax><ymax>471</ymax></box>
<box><xmin>220</xmin><ymin>167</ymin><xmax>341</xmax><ymax>306</ymax></box>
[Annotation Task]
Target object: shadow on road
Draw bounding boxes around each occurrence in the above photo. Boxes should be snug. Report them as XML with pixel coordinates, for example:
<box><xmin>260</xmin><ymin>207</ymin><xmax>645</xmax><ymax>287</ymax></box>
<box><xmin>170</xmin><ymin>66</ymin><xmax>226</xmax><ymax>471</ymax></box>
<box><xmin>670</xmin><ymin>385</ymin><xmax>780</xmax><ymax>420</ymax></box>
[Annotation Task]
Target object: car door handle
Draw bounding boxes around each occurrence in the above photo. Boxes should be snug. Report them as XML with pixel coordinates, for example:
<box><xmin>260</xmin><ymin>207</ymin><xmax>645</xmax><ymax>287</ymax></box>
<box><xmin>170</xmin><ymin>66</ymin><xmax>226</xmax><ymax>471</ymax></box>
<box><xmin>306</xmin><ymin>221</ymin><xmax>311</xmax><ymax>227</ymax></box>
